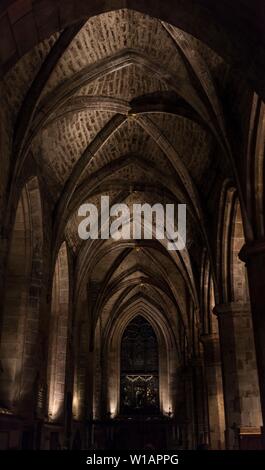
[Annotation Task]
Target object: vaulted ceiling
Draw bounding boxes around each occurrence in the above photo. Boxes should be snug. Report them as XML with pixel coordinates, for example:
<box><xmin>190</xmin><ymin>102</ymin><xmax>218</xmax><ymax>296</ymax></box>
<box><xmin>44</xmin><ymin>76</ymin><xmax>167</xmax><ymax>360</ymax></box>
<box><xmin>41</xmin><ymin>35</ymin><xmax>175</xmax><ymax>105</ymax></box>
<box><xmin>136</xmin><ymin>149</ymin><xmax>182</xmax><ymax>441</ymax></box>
<box><xmin>0</xmin><ymin>8</ymin><xmax>256</xmax><ymax>353</ymax></box>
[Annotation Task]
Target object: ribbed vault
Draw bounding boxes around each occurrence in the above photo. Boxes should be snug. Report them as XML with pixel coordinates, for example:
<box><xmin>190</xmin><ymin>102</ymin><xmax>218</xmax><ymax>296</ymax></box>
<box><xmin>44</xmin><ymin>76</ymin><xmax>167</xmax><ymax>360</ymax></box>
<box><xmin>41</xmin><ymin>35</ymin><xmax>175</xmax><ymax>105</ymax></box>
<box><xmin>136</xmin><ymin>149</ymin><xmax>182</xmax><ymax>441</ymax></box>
<box><xmin>0</xmin><ymin>7</ymin><xmax>263</xmax><ymax>439</ymax></box>
<box><xmin>0</xmin><ymin>7</ymin><xmax>255</xmax><ymax>360</ymax></box>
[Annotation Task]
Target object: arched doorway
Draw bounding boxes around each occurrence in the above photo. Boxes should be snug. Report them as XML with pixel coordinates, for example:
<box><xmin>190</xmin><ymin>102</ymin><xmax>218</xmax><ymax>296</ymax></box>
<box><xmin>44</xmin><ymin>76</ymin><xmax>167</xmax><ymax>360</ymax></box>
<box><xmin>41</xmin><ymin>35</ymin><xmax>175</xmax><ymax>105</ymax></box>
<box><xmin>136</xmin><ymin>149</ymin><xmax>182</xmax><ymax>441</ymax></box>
<box><xmin>120</xmin><ymin>316</ymin><xmax>159</xmax><ymax>415</ymax></box>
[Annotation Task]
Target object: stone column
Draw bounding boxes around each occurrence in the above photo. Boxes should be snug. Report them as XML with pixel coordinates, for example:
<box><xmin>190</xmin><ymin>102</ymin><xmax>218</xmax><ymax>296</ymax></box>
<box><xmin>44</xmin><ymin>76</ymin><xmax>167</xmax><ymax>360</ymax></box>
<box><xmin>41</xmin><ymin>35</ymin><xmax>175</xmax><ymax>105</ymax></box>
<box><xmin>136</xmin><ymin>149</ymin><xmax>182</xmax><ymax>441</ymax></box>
<box><xmin>182</xmin><ymin>360</ymin><xmax>209</xmax><ymax>449</ymax></box>
<box><xmin>201</xmin><ymin>334</ymin><xmax>225</xmax><ymax>449</ymax></box>
<box><xmin>0</xmin><ymin>229</ymin><xmax>8</xmax><ymax>314</ymax></box>
<box><xmin>183</xmin><ymin>365</ymin><xmax>195</xmax><ymax>449</ymax></box>
<box><xmin>240</xmin><ymin>241</ymin><xmax>265</xmax><ymax>439</ymax></box>
<box><xmin>192</xmin><ymin>358</ymin><xmax>209</xmax><ymax>448</ymax></box>
<box><xmin>214</xmin><ymin>302</ymin><xmax>262</xmax><ymax>449</ymax></box>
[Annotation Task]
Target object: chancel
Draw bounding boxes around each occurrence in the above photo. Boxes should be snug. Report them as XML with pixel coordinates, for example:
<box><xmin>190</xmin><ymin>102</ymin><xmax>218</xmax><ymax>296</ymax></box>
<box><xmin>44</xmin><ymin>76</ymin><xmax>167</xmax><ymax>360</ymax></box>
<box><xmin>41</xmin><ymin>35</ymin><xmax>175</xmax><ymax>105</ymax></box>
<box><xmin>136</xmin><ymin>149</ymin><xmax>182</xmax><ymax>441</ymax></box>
<box><xmin>0</xmin><ymin>0</ymin><xmax>264</xmax><ymax>451</ymax></box>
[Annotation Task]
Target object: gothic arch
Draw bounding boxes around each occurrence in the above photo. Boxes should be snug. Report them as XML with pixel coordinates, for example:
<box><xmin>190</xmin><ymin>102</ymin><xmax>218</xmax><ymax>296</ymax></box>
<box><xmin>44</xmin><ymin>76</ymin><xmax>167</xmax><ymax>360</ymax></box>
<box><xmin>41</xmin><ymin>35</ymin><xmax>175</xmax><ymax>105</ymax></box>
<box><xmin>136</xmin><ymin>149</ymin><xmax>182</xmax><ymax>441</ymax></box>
<box><xmin>246</xmin><ymin>95</ymin><xmax>265</xmax><ymax>239</ymax></box>
<box><xmin>100</xmin><ymin>299</ymin><xmax>178</xmax><ymax>419</ymax></box>
<box><xmin>217</xmin><ymin>183</ymin><xmax>249</xmax><ymax>304</ymax></box>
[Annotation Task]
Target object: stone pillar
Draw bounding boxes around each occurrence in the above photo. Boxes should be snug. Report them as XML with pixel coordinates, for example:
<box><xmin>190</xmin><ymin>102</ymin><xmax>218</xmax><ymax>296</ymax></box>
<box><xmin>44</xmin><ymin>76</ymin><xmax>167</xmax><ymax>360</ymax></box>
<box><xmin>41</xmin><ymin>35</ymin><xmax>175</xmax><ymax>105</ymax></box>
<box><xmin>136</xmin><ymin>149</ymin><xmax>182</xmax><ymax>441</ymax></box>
<box><xmin>214</xmin><ymin>302</ymin><xmax>262</xmax><ymax>449</ymax></box>
<box><xmin>240</xmin><ymin>241</ymin><xmax>265</xmax><ymax>440</ymax></box>
<box><xmin>192</xmin><ymin>358</ymin><xmax>209</xmax><ymax>448</ymax></box>
<box><xmin>183</xmin><ymin>365</ymin><xmax>195</xmax><ymax>449</ymax></box>
<box><xmin>0</xmin><ymin>229</ymin><xmax>8</xmax><ymax>314</ymax></box>
<box><xmin>182</xmin><ymin>360</ymin><xmax>209</xmax><ymax>449</ymax></box>
<box><xmin>201</xmin><ymin>334</ymin><xmax>225</xmax><ymax>449</ymax></box>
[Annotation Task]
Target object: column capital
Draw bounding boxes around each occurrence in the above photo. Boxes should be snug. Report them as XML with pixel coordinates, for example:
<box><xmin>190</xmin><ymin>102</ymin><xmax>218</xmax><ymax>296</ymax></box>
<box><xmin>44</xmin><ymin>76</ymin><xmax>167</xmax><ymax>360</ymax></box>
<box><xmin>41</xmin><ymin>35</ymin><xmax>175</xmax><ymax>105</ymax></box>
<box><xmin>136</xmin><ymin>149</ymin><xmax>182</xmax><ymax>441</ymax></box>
<box><xmin>239</xmin><ymin>239</ymin><xmax>265</xmax><ymax>262</ymax></box>
<box><xmin>213</xmin><ymin>302</ymin><xmax>251</xmax><ymax>317</ymax></box>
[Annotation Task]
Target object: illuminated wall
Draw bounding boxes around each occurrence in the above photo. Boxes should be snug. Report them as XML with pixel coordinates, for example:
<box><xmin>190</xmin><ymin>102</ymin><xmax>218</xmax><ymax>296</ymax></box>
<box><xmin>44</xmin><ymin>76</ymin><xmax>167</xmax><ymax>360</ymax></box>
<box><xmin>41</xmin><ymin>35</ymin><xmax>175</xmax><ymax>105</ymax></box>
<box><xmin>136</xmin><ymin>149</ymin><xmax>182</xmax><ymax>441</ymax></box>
<box><xmin>48</xmin><ymin>242</ymin><xmax>69</xmax><ymax>422</ymax></box>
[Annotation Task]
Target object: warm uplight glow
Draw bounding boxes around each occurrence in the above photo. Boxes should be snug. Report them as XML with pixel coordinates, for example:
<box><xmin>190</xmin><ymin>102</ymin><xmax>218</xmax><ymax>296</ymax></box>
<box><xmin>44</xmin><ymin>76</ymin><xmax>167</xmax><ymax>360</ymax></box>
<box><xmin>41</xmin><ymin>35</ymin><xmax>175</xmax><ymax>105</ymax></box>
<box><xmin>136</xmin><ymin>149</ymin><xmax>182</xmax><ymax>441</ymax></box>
<box><xmin>72</xmin><ymin>392</ymin><xmax>79</xmax><ymax>419</ymax></box>
<box><xmin>162</xmin><ymin>398</ymin><xmax>173</xmax><ymax>417</ymax></box>
<box><xmin>48</xmin><ymin>399</ymin><xmax>63</xmax><ymax>422</ymax></box>
<box><xmin>109</xmin><ymin>399</ymin><xmax>118</xmax><ymax>418</ymax></box>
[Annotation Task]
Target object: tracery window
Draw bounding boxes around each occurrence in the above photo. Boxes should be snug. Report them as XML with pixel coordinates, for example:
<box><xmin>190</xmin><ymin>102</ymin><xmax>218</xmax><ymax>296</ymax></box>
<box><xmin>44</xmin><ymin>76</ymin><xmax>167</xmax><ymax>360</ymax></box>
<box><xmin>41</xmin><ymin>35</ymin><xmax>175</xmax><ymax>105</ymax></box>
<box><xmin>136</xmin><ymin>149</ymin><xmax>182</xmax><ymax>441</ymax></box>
<box><xmin>120</xmin><ymin>316</ymin><xmax>159</xmax><ymax>415</ymax></box>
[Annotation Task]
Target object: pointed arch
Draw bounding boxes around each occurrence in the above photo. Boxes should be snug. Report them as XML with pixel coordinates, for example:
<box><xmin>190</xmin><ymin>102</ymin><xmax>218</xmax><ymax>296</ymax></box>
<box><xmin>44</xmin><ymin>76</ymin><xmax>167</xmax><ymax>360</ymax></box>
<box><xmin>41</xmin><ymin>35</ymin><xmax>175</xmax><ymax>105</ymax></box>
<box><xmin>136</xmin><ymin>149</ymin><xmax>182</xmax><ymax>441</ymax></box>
<box><xmin>217</xmin><ymin>182</ymin><xmax>249</xmax><ymax>305</ymax></box>
<box><xmin>101</xmin><ymin>298</ymin><xmax>178</xmax><ymax>419</ymax></box>
<box><xmin>246</xmin><ymin>95</ymin><xmax>265</xmax><ymax>239</ymax></box>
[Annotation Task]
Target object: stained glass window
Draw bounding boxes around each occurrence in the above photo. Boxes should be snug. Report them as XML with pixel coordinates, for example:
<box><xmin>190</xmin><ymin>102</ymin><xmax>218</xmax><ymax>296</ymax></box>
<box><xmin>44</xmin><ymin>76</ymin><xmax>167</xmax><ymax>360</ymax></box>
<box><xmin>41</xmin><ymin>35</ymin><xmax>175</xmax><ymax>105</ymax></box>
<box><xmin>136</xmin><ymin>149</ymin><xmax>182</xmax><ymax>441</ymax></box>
<box><xmin>120</xmin><ymin>316</ymin><xmax>159</xmax><ymax>415</ymax></box>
